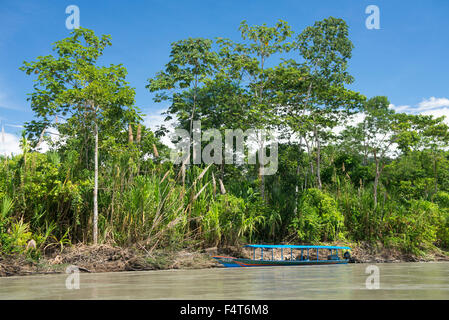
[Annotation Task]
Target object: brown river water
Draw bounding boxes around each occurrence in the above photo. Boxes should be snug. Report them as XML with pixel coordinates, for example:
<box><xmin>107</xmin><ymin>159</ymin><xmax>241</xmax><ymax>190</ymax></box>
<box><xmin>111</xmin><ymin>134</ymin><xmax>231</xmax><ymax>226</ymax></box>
<box><xmin>0</xmin><ymin>262</ymin><xmax>449</xmax><ymax>299</ymax></box>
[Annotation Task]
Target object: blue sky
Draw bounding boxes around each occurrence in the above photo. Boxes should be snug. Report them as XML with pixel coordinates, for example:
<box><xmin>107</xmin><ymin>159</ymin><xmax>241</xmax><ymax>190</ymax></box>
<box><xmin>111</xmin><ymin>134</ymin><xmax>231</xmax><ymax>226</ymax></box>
<box><xmin>1</xmin><ymin>0</ymin><xmax>448</xmax><ymax>153</ymax></box>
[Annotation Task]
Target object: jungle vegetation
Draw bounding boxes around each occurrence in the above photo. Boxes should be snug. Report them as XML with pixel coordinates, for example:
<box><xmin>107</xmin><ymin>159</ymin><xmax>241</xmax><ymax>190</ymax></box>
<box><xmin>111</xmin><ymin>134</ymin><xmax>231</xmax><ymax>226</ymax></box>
<box><xmin>1</xmin><ymin>17</ymin><xmax>449</xmax><ymax>257</ymax></box>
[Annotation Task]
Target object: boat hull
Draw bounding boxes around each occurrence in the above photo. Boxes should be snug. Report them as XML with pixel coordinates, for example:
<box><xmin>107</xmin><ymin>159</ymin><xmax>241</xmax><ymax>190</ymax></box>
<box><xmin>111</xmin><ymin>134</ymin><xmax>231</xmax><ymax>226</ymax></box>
<box><xmin>212</xmin><ymin>256</ymin><xmax>348</xmax><ymax>268</ymax></box>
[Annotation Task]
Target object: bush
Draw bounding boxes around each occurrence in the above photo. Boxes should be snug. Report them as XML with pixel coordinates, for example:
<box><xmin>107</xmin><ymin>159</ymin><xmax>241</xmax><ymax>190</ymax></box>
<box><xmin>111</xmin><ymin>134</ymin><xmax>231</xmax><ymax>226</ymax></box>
<box><xmin>434</xmin><ymin>191</ymin><xmax>449</xmax><ymax>208</ymax></box>
<box><xmin>202</xmin><ymin>194</ymin><xmax>265</xmax><ymax>246</ymax></box>
<box><xmin>383</xmin><ymin>200</ymin><xmax>442</xmax><ymax>255</ymax></box>
<box><xmin>290</xmin><ymin>188</ymin><xmax>345</xmax><ymax>242</ymax></box>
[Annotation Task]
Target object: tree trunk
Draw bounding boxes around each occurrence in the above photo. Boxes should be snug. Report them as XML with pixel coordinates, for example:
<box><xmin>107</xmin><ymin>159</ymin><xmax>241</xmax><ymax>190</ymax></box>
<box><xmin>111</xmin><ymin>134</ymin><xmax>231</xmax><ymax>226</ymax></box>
<box><xmin>293</xmin><ymin>137</ymin><xmax>303</xmax><ymax>216</ymax></box>
<box><xmin>259</xmin><ymin>135</ymin><xmax>265</xmax><ymax>201</ymax></box>
<box><xmin>313</xmin><ymin>122</ymin><xmax>322</xmax><ymax>189</ymax></box>
<box><xmin>373</xmin><ymin>150</ymin><xmax>382</xmax><ymax>211</ymax></box>
<box><xmin>93</xmin><ymin>112</ymin><xmax>99</xmax><ymax>244</ymax></box>
<box><xmin>433</xmin><ymin>151</ymin><xmax>438</xmax><ymax>194</ymax></box>
<box><xmin>294</xmin><ymin>161</ymin><xmax>301</xmax><ymax>216</ymax></box>
<box><xmin>189</xmin><ymin>73</ymin><xmax>198</xmax><ymax>165</ymax></box>
<box><xmin>303</xmin><ymin>82</ymin><xmax>314</xmax><ymax>188</ymax></box>
<box><xmin>373</xmin><ymin>165</ymin><xmax>379</xmax><ymax>211</ymax></box>
<box><xmin>316</xmin><ymin>136</ymin><xmax>322</xmax><ymax>189</ymax></box>
<box><xmin>372</xmin><ymin>149</ymin><xmax>385</xmax><ymax>239</ymax></box>
<box><xmin>259</xmin><ymin>55</ymin><xmax>266</xmax><ymax>201</ymax></box>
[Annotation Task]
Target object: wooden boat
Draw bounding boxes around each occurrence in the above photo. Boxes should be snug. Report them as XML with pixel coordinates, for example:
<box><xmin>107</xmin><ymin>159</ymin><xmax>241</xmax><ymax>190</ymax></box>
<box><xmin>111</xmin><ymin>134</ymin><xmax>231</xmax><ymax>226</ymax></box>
<box><xmin>213</xmin><ymin>244</ymin><xmax>351</xmax><ymax>268</ymax></box>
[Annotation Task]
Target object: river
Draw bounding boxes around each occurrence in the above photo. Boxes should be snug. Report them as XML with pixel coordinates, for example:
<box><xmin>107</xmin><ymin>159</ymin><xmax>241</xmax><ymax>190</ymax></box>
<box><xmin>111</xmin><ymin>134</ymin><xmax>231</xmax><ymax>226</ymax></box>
<box><xmin>0</xmin><ymin>262</ymin><xmax>448</xmax><ymax>299</ymax></box>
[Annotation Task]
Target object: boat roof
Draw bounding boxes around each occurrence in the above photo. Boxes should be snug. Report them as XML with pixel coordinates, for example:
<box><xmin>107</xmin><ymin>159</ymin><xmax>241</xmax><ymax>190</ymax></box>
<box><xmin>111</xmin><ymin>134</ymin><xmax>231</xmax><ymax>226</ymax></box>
<box><xmin>245</xmin><ymin>244</ymin><xmax>351</xmax><ymax>250</ymax></box>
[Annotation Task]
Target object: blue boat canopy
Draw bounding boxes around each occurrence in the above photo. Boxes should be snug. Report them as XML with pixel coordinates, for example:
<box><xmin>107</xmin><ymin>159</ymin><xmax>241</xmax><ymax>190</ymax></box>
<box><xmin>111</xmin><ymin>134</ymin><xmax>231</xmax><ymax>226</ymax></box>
<box><xmin>245</xmin><ymin>244</ymin><xmax>351</xmax><ymax>250</ymax></box>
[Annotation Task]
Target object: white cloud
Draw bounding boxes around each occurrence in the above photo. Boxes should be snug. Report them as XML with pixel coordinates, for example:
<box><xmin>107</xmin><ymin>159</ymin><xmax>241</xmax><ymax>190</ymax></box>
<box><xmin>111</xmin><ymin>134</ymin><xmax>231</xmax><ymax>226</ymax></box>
<box><xmin>418</xmin><ymin>97</ymin><xmax>449</xmax><ymax>111</ymax></box>
<box><xmin>1</xmin><ymin>131</ymin><xmax>21</xmax><ymax>156</ymax></box>
<box><xmin>5</xmin><ymin>124</ymin><xmax>23</xmax><ymax>129</ymax></box>
<box><xmin>420</xmin><ymin>108</ymin><xmax>449</xmax><ymax>125</ymax></box>
<box><xmin>389</xmin><ymin>104</ymin><xmax>412</xmax><ymax>113</ymax></box>
<box><xmin>35</xmin><ymin>127</ymin><xmax>61</xmax><ymax>154</ymax></box>
<box><xmin>0</xmin><ymin>124</ymin><xmax>62</xmax><ymax>156</ymax></box>
<box><xmin>143</xmin><ymin>108</ymin><xmax>176</xmax><ymax>148</ymax></box>
<box><xmin>144</xmin><ymin>110</ymin><xmax>169</xmax><ymax>131</ymax></box>
<box><xmin>390</xmin><ymin>99</ymin><xmax>449</xmax><ymax>120</ymax></box>
<box><xmin>333</xmin><ymin>112</ymin><xmax>365</xmax><ymax>135</ymax></box>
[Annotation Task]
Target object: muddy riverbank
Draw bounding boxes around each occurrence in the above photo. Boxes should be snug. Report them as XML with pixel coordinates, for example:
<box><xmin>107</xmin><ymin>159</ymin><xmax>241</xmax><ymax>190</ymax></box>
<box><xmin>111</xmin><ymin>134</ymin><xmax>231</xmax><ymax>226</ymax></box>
<box><xmin>1</xmin><ymin>242</ymin><xmax>448</xmax><ymax>277</ymax></box>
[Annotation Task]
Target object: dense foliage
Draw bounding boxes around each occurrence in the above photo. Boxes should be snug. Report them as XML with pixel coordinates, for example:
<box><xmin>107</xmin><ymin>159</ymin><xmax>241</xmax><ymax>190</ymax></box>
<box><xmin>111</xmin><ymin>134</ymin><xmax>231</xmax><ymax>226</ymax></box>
<box><xmin>2</xmin><ymin>18</ymin><xmax>449</xmax><ymax>257</ymax></box>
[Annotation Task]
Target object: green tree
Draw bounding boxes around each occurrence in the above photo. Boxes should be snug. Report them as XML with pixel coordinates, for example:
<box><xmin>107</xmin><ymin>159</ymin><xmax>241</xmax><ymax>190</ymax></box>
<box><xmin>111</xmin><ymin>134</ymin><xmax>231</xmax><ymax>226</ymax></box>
<box><xmin>147</xmin><ymin>38</ymin><xmax>219</xmax><ymax>161</ymax></box>
<box><xmin>415</xmin><ymin>115</ymin><xmax>449</xmax><ymax>193</ymax></box>
<box><xmin>21</xmin><ymin>28</ymin><xmax>139</xmax><ymax>243</ymax></box>
<box><xmin>238</xmin><ymin>20</ymin><xmax>293</xmax><ymax>200</ymax></box>
<box><xmin>293</xmin><ymin>17</ymin><xmax>360</xmax><ymax>189</ymax></box>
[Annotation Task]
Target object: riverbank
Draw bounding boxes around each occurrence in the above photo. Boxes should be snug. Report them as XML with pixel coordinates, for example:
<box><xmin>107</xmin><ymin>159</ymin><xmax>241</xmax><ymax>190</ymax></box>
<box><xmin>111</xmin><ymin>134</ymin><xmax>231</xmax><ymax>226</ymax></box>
<box><xmin>0</xmin><ymin>244</ymin><xmax>219</xmax><ymax>277</ymax></box>
<box><xmin>1</xmin><ymin>242</ymin><xmax>448</xmax><ymax>277</ymax></box>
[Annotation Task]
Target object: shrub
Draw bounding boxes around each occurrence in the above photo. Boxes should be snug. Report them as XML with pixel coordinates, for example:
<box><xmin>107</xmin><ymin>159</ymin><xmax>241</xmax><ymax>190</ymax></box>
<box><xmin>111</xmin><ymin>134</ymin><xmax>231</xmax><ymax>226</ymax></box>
<box><xmin>383</xmin><ymin>200</ymin><xmax>441</xmax><ymax>255</ymax></box>
<box><xmin>290</xmin><ymin>188</ymin><xmax>345</xmax><ymax>242</ymax></box>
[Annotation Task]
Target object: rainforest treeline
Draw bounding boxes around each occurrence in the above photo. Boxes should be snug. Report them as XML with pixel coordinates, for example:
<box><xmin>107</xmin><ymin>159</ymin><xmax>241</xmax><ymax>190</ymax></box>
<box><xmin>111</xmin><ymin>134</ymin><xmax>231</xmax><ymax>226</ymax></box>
<box><xmin>1</xmin><ymin>17</ymin><xmax>449</xmax><ymax>257</ymax></box>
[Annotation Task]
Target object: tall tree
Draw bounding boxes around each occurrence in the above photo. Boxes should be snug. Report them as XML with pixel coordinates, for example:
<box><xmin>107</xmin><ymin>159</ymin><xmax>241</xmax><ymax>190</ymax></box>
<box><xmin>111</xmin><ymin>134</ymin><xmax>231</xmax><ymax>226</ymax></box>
<box><xmin>237</xmin><ymin>20</ymin><xmax>293</xmax><ymax>200</ymax></box>
<box><xmin>147</xmin><ymin>38</ymin><xmax>218</xmax><ymax>163</ymax></box>
<box><xmin>21</xmin><ymin>28</ymin><xmax>138</xmax><ymax>243</ymax></box>
<box><xmin>294</xmin><ymin>17</ymin><xmax>356</xmax><ymax>189</ymax></box>
<box><xmin>362</xmin><ymin>96</ymin><xmax>397</xmax><ymax>212</ymax></box>
<box><xmin>413</xmin><ymin>115</ymin><xmax>449</xmax><ymax>193</ymax></box>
